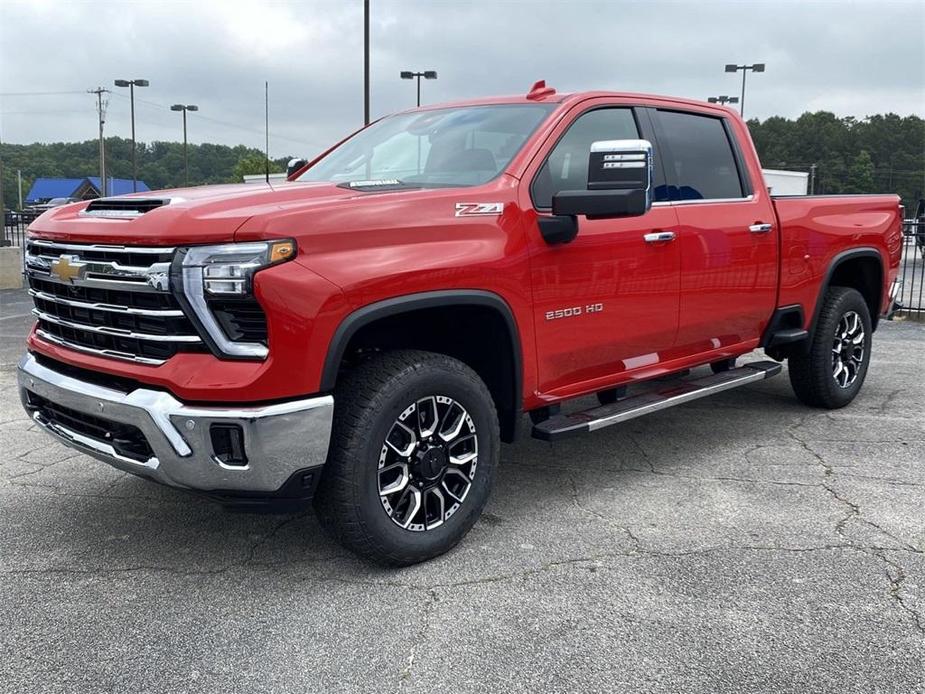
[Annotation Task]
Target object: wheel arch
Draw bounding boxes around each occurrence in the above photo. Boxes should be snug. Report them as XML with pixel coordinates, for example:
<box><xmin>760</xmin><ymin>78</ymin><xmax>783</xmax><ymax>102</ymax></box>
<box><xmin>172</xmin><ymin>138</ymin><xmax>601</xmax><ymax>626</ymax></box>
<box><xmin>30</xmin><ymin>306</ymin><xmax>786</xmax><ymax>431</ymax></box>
<box><xmin>810</xmin><ymin>248</ymin><xmax>884</xmax><ymax>336</ymax></box>
<box><xmin>321</xmin><ymin>290</ymin><xmax>523</xmax><ymax>442</ymax></box>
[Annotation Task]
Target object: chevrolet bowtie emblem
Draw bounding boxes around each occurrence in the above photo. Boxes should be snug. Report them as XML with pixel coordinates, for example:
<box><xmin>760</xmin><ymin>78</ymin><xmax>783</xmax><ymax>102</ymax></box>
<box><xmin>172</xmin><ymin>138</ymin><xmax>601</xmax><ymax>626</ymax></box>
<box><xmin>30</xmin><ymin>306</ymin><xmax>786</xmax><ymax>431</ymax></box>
<box><xmin>50</xmin><ymin>255</ymin><xmax>87</xmax><ymax>283</ymax></box>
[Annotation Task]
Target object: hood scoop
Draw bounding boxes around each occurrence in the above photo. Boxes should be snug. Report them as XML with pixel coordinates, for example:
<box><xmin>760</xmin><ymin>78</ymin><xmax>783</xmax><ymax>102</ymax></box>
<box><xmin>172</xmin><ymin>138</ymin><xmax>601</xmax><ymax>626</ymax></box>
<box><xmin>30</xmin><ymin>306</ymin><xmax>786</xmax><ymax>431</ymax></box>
<box><xmin>82</xmin><ymin>197</ymin><xmax>171</xmax><ymax>218</ymax></box>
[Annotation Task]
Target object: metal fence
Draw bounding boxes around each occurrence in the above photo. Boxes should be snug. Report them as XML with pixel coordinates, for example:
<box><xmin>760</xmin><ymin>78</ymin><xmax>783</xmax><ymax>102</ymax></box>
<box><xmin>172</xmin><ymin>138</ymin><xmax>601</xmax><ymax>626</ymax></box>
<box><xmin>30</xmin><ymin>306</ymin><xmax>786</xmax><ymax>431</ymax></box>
<box><xmin>2</xmin><ymin>216</ymin><xmax>30</xmax><ymax>269</ymax></box>
<box><xmin>895</xmin><ymin>218</ymin><xmax>925</xmax><ymax>319</ymax></box>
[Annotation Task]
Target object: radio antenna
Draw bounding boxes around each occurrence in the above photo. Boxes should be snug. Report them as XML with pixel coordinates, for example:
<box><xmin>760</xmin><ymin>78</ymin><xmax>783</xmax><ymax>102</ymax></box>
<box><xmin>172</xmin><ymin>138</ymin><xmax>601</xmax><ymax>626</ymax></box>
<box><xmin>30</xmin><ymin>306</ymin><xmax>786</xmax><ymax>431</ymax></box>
<box><xmin>265</xmin><ymin>81</ymin><xmax>270</xmax><ymax>184</ymax></box>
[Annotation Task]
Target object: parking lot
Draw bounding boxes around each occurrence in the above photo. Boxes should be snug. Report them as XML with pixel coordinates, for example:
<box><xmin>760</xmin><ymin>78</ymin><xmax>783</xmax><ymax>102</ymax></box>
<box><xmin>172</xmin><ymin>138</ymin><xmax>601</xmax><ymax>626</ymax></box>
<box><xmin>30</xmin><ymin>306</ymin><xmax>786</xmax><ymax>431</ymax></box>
<box><xmin>1</xmin><ymin>285</ymin><xmax>922</xmax><ymax>693</ymax></box>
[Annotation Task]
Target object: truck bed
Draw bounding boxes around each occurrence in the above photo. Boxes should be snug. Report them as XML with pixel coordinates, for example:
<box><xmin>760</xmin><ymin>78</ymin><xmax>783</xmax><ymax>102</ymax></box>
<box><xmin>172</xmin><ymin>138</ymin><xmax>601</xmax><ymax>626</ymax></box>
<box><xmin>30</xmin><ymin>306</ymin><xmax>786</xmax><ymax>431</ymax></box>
<box><xmin>772</xmin><ymin>194</ymin><xmax>903</xmax><ymax>326</ymax></box>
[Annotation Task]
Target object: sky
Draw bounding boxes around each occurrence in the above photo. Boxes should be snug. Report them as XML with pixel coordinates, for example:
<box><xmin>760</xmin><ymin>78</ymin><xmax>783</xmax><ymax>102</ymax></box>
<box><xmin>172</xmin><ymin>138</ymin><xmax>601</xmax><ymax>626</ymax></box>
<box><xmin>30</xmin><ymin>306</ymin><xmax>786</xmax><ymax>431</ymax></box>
<box><xmin>1</xmin><ymin>0</ymin><xmax>923</xmax><ymax>160</ymax></box>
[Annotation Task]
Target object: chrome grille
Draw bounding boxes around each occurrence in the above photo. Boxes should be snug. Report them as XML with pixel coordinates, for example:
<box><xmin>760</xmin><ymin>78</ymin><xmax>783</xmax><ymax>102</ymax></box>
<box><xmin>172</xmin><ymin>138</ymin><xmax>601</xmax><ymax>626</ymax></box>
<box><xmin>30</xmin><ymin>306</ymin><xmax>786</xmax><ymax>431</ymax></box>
<box><xmin>25</xmin><ymin>240</ymin><xmax>203</xmax><ymax>365</ymax></box>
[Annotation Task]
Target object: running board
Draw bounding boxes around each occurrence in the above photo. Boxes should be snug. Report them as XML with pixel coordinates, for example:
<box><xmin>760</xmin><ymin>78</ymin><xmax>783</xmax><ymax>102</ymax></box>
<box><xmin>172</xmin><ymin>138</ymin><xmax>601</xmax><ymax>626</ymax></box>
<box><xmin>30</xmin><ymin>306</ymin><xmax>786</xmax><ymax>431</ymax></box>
<box><xmin>532</xmin><ymin>361</ymin><xmax>782</xmax><ymax>441</ymax></box>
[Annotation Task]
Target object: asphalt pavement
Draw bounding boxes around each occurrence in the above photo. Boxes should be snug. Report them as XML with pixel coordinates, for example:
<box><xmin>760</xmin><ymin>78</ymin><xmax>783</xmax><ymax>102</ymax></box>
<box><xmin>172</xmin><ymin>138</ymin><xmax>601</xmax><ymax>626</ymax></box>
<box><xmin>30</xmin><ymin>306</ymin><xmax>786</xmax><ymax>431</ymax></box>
<box><xmin>1</xmin><ymin>286</ymin><xmax>922</xmax><ymax>693</ymax></box>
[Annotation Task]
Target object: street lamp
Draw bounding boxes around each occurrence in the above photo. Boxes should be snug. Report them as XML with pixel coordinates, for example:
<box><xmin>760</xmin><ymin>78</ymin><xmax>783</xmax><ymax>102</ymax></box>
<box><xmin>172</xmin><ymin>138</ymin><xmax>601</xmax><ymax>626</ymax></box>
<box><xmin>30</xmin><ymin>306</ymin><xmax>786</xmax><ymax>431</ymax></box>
<box><xmin>707</xmin><ymin>95</ymin><xmax>739</xmax><ymax>106</ymax></box>
<box><xmin>399</xmin><ymin>70</ymin><xmax>437</xmax><ymax>107</ymax></box>
<box><xmin>114</xmin><ymin>78</ymin><xmax>149</xmax><ymax>192</ymax></box>
<box><xmin>724</xmin><ymin>63</ymin><xmax>765</xmax><ymax>118</ymax></box>
<box><xmin>170</xmin><ymin>104</ymin><xmax>198</xmax><ymax>187</ymax></box>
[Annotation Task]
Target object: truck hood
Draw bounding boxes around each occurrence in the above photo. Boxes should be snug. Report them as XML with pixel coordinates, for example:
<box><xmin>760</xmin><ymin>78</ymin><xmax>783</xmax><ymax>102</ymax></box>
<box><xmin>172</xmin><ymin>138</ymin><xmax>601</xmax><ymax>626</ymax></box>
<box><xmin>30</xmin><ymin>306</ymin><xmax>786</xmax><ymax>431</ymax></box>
<box><xmin>26</xmin><ymin>181</ymin><xmax>362</xmax><ymax>246</ymax></box>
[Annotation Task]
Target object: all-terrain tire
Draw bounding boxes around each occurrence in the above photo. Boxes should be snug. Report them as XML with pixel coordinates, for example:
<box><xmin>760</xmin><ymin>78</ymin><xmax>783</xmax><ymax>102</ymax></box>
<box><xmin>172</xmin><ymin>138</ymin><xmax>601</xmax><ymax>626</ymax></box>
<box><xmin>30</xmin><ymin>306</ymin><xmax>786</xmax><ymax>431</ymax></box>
<box><xmin>314</xmin><ymin>350</ymin><xmax>500</xmax><ymax>566</ymax></box>
<box><xmin>788</xmin><ymin>286</ymin><xmax>872</xmax><ymax>409</ymax></box>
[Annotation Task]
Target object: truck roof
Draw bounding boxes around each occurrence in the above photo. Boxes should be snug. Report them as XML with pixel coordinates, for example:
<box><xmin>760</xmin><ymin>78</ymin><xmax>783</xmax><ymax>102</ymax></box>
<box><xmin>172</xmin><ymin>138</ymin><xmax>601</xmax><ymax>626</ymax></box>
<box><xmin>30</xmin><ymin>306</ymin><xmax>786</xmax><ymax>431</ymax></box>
<box><xmin>392</xmin><ymin>80</ymin><xmax>730</xmax><ymax>117</ymax></box>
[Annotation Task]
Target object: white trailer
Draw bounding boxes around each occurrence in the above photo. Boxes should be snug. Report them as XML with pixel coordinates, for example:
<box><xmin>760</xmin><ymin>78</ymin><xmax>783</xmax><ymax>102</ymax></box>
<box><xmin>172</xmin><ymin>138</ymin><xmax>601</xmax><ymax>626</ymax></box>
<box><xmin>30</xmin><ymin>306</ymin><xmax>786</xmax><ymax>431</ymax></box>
<box><xmin>763</xmin><ymin>169</ymin><xmax>810</xmax><ymax>195</ymax></box>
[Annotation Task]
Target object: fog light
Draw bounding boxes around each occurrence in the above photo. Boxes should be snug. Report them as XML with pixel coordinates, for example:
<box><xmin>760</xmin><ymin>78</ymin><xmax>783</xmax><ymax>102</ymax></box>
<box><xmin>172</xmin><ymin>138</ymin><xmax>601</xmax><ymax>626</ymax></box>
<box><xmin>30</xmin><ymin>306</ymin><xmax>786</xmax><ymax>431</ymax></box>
<box><xmin>210</xmin><ymin>424</ymin><xmax>248</xmax><ymax>467</ymax></box>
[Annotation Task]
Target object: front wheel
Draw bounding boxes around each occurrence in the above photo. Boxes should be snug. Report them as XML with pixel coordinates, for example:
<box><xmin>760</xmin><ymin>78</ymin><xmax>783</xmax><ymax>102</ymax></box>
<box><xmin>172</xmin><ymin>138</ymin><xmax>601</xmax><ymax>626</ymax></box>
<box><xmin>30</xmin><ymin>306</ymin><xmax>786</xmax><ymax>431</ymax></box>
<box><xmin>314</xmin><ymin>350</ymin><xmax>500</xmax><ymax>565</ymax></box>
<box><xmin>788</xmin><ymin>286</ymin><xmax>872</xmax><ymax>409</ymax></box>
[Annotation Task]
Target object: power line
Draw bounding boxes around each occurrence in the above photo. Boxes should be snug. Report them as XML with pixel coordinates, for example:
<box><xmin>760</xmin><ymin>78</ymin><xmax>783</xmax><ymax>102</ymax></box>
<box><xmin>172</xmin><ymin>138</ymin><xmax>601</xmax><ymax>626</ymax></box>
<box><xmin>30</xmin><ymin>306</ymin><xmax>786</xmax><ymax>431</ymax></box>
<box><xmin>108</xmin><ymin>90</ymin><xmax>317</xmax><ymax>149</ymax></box>
<box><xmin>0</xmin><ymin>109</ymin><xmax>89</xmax><ymax>116</ymax></box>
<box><xmin>0</xmin><ymin>90</ymin><xmax>87</xmax><ymax>97</ymax></box>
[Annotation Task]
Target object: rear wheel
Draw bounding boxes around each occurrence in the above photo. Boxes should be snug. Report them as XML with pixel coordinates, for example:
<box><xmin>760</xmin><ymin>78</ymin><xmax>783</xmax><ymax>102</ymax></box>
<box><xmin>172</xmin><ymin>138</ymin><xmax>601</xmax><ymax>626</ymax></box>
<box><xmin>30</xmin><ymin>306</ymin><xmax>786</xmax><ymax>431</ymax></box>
<box><xmin>788</xmin><ymin>286</ymin><xmax>872</xmax><ymax>409</ymax></box>
<box><xmin>314</xmin><ymin>350</ymin><xmax>499</xmax><ymax>565</ymax></box>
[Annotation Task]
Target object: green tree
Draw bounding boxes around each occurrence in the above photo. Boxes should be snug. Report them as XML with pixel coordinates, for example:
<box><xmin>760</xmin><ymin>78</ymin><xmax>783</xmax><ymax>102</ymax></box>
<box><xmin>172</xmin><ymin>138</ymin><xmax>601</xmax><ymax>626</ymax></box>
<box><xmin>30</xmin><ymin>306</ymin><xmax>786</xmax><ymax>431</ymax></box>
<box><xmin>0</xmin><ymin>137</ymin><xmax>296</xmax><ymax>206</ymax></box>
<box><xmin>232</xmin><ymin>154</ymin><xmax>283</xmax><ymax>183</ymax></box>
<box><xmin>748</xmin><ymin>112</ymin><xmax>924</xmax><ymax>205</ymax></box>
<box><xmin>846</xmin><ymin>150</ymin><xmax>875</xmax><ymax>193</ymax></box>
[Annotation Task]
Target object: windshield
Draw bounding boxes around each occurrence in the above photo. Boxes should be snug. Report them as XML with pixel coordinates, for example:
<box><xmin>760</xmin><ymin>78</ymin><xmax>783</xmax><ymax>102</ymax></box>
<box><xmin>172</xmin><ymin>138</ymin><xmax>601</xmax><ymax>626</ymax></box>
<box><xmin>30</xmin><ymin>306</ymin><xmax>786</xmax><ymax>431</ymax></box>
<box><xmin>297</xmin><ymin>103</ymin><xmax>554</xmax><ymax>188</ymax></box>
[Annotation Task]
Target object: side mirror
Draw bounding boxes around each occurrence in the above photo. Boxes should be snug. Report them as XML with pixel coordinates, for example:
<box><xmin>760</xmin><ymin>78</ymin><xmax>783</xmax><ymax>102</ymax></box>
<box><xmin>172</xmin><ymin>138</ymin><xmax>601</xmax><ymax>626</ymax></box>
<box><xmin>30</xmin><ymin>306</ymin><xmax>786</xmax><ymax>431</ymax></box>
<box><xmin>287</xmin><ymin>158</ymin><xmax>308</xmax><ymax>178</ymax></box>
<box><xmin>554</xmin><ymin>139</ymin><xmax>653</xmax><ymax>219</ymax></box>
<box><xmin>540</xmin><ymin>140</ymin><xmax>653</xmax><ymax>245</ymax></box>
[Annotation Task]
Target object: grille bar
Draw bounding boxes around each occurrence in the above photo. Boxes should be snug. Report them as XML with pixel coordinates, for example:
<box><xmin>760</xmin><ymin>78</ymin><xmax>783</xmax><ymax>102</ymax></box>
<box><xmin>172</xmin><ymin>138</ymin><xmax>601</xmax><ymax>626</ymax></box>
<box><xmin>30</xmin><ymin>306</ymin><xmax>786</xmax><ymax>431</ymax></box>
<box><xmin>29</xmin><ymin>289</ymin><xmax>185</xmax><ymax>317</ymax></box>
<box><xmin>29</xmin><ymin>239</ymin><xmax>176</xmax><ymax>254</ymax></box>
<box><xmin>33</xmin><ymin>309</ymin><xmax>202</xmax><ymax>342</ymax></box>
<box><xmin>24</xmin><ymin>252</ymin><xmax>172</xmax><ymax>293</ymax></box>
<box><xmin>36</xmin><ymin>328</ymin><xmax>168</xmax><ymax>366</ymax></box>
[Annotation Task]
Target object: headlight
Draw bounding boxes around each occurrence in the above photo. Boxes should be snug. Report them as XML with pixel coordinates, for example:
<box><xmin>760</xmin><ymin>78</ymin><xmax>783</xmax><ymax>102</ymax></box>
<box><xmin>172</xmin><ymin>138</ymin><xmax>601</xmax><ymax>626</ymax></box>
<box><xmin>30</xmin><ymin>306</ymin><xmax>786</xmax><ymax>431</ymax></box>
<box><xmin>173</xmin><ymin>240</ymin><xmax>296</xmax><ymax>359</ymax></box>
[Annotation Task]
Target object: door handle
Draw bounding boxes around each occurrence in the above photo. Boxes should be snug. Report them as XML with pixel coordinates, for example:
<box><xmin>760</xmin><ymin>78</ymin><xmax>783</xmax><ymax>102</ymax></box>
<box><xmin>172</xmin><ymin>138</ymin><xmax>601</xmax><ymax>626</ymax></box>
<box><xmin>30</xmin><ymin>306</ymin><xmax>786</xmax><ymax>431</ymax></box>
<box><xmin>644</xmin><ymin>231</ymin><xmax>676</xmax><ymax>243</ymax></box>
<box><xmin>749</xmin><ymin>223</ymin><xmax>773</xmax><ymax>234</ymax></box>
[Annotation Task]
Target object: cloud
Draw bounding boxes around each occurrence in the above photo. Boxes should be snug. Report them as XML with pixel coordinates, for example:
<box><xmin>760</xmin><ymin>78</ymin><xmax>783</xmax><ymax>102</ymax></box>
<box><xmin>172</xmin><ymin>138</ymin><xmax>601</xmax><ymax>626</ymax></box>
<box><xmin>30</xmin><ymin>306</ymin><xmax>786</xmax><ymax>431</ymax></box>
<box><xmin>1</xmin><ymin>0</ymin><xmax>922</xmax><ymax>159</ymax></box>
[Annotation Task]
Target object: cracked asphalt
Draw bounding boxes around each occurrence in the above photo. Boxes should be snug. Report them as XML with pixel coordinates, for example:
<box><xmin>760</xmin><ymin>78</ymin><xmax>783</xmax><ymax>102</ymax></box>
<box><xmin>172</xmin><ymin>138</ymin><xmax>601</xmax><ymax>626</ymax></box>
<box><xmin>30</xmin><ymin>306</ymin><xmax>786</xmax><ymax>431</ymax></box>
<box><xmin>1</xmin><ymin>285</ymin><xmax>923</xmax><ymax>693</ymax></box>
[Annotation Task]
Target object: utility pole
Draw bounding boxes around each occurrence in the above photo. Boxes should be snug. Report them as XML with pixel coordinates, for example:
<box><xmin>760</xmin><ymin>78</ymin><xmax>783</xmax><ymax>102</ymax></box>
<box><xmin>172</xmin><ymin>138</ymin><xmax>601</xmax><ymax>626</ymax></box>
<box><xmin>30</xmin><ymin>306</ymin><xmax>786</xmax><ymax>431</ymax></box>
<box><xmin>265</xmin><ymin>81</ymin><xmax>270</xmax><ymax>183</ymax></box>
<box><xmin>0</xmin><ymin>156</ymin><xmax>5</xmax><ymax>231</ymax></box>
<box><xmin>364</xmin><ymin>0</ymin><xmax>370</xmax><ymax>125</ymax></box>
<box><xmin>17</xmin><ymin>169</ymin><xmax>22</xmax><ymax>209</ymax></box>
<box><xmin>89</xmin><ymin>87</ymin><xmax>110</xmax><ymax>197</ymax></box>
<box><xmin>809</xmin><ymin>163</ymin><xmax>817</xmax><ymax>195</ymax></box>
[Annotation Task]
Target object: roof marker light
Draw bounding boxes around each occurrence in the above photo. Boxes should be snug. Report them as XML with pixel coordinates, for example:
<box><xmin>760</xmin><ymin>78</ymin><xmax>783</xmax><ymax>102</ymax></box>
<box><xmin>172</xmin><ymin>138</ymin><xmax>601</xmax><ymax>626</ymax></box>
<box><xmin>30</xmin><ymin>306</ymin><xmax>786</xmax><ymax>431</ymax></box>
<box><xmin>526</xmin><ymin>80</ymin><xmax>556</xmax><ymax>100</ymax></box>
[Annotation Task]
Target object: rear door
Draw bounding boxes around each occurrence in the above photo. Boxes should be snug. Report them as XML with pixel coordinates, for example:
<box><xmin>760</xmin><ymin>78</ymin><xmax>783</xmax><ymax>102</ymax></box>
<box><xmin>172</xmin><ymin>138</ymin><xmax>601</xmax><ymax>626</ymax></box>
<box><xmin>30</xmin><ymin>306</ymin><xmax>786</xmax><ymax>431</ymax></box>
<box><xmin>652</xmin><ymin>108</ymin><xmax>778</xmax><ymax>354</ymax></box>
<box><xmin>523</xmin><ymin>102</ymin><xmax>681</xmax><ymax>396</ymax></box>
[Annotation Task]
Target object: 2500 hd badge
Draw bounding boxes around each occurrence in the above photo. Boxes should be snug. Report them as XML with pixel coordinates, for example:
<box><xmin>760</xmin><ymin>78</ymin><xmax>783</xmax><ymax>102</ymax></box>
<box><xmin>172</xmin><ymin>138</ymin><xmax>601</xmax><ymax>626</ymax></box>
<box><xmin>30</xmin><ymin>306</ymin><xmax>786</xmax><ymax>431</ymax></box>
<box><xmin>546</xmin><ymin>303</ymin><xmax>605</xmax><ymax>320</ymax></box>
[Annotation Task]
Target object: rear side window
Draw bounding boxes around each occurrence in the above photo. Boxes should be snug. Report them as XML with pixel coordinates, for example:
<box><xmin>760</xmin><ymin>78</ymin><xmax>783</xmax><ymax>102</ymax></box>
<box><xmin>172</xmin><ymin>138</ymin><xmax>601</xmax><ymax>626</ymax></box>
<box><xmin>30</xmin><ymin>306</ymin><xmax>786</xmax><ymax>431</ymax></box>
<box><xmin>656</xmin><ymin>110</ymin><xmax>744</xmax><ymax>200</ymax></box>
<box><xmin>532</xmin><ymin>108</ymin><xmax>639</xmax><ymax>209</ymax></box>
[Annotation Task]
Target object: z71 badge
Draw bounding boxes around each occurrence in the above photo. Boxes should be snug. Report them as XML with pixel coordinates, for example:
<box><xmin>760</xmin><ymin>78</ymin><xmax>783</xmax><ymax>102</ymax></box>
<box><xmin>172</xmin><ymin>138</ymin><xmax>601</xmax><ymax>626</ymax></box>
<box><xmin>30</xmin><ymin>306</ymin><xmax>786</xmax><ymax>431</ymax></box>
<box><xmin>455</xmin><ymin>202</ymin><xmax>504</xmax><ymax>217</ymax></box>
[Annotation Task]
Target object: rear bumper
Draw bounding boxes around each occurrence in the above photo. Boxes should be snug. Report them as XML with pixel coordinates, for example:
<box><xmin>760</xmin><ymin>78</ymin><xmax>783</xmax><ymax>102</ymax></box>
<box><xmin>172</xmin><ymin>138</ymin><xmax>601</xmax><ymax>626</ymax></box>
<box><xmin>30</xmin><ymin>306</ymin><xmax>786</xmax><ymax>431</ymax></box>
<box><xmin>17</xmin><ymin>353</ymin><xmax>334</xmax><ymax>495</ymax></box>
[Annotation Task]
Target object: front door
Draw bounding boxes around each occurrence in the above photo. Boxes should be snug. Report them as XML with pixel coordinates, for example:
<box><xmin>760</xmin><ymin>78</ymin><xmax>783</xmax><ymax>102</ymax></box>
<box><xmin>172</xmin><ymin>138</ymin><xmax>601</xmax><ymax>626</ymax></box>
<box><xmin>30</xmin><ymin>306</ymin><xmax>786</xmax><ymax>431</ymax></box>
<box><xmin>524</xmin><ymin>104</ymin><xmax>681</xmax><ymax>396</ymax></box>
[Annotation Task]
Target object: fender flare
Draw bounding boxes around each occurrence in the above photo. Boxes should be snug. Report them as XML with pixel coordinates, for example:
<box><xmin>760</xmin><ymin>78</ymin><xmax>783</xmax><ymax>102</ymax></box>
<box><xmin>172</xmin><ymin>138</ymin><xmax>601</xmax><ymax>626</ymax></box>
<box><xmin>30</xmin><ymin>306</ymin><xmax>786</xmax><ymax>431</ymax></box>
<box><xmin>808</xmin><ymin>247</ymin><xmax>885</xmax><ymax>336</ymax></box>
<box><xmin>319</xmin><ymin>290</ymin><xmax>523</xmax><ymax>410</ymax></box>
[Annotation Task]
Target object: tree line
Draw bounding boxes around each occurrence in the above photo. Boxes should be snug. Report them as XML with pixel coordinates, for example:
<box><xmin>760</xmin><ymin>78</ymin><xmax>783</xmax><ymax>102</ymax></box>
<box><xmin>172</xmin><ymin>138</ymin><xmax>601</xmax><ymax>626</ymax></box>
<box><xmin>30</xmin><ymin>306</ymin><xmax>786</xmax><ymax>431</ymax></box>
<box><xmin>0</xmin><ymin>138</ymin><xmax>289</xmax><ymax>207</ymax></box>
<box><xmin>2</xmin><ymin>111</ymin><xmax>923</xmax><ymax>210</ymax></box>
<box><xmin>746</xmin><ymin>112</ymin><xmax>923</xmax><ymax>208</ymax></box>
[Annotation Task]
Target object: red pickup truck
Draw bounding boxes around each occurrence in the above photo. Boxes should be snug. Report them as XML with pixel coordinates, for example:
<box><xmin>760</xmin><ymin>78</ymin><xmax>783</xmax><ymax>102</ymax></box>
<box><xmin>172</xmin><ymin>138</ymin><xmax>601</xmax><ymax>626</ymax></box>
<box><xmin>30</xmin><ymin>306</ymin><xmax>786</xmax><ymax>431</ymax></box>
<box><xmin>18</xmin><ymin>82</ymin><xmax>903</xmax><ymax>565</ymax></box>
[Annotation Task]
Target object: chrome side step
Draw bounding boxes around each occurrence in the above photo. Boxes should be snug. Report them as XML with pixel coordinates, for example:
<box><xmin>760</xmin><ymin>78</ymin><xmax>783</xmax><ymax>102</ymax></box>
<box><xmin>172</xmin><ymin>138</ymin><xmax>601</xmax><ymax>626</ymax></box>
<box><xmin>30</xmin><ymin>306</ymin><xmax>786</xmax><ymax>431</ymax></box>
<box><xmin>531</xmin><ymin>361</ymin><xmax>782</xmax><ymax>441</ymax></box>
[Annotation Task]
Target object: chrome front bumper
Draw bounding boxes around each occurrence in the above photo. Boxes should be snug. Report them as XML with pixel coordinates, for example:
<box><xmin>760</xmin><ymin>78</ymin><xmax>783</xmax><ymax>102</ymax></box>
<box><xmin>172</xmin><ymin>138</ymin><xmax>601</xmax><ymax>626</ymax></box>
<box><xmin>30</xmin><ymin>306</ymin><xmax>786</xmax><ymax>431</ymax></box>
<box><xmin>17</xmin><ymin>353</ymin><xmax>334</xmax><ymax>494</ymax></box>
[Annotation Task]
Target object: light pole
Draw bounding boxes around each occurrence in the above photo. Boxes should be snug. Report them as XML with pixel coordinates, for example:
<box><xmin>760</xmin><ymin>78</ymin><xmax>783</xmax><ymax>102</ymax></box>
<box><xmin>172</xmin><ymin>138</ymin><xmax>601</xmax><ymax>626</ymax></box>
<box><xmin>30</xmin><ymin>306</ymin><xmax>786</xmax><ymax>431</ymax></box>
<box><xmin>114</xmin><ymin>79</ymin><xmax>149</xmax><ymax>192</ymax></box>
<box><xmin>170</xmin><ymin>104</ymin><xmax>198</xmax><ymax>187</ymax></box>
<box><xmin>364</xmin><ymin>0</ymin><xmax>370</xmax><ymax>125</ymax></box>
<box><xmin>707</xmin><ymin>95</ymin><xmax>739</xmax><ymax>106</ymax></box>
<box><xmin>724</xmin><ymin>63</ymin><xmax>765</xmax><ymax>118</ymax></box>
<box><xmin>399</xmin><ymin>70</ymin><xmax>437</xmax><ymax>107</ymax></box>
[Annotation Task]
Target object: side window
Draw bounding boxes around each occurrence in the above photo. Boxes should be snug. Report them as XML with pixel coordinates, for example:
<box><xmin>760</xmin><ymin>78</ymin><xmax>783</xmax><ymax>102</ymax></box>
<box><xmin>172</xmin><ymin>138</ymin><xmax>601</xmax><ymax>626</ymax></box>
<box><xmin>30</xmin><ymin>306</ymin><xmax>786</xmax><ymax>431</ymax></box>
<box><xmin>532</xmin><ymin>108</ymin><xmax>639</xmax><ymax>209</ymax></box>
<box><xmin>656</xmin><ymin>110</ymin><xmax>744</xmax><ymax>200</ymax></box>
